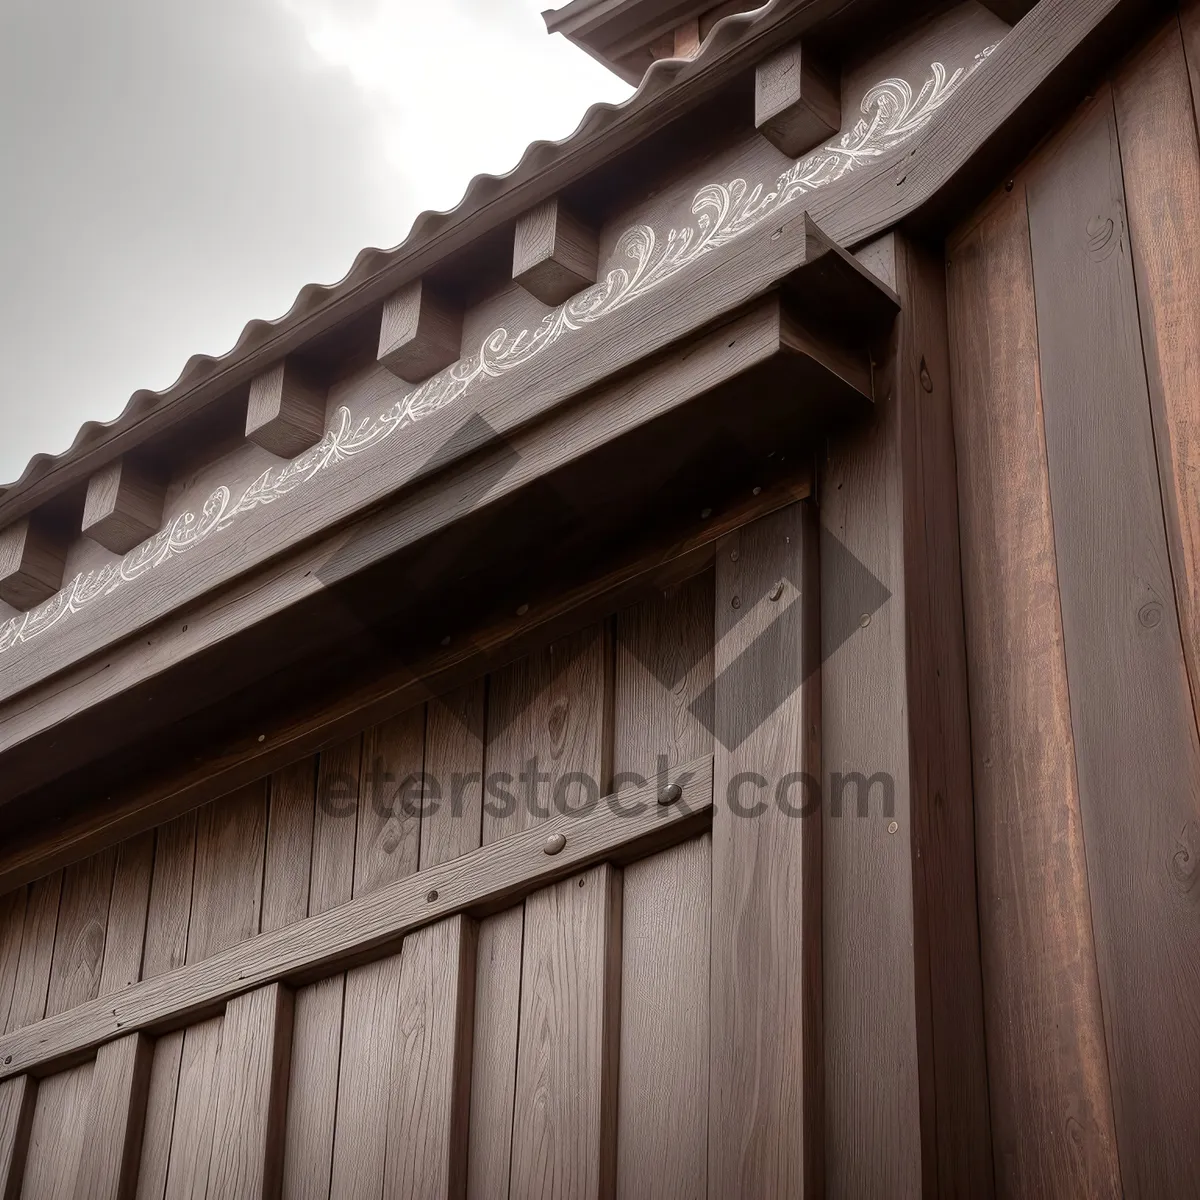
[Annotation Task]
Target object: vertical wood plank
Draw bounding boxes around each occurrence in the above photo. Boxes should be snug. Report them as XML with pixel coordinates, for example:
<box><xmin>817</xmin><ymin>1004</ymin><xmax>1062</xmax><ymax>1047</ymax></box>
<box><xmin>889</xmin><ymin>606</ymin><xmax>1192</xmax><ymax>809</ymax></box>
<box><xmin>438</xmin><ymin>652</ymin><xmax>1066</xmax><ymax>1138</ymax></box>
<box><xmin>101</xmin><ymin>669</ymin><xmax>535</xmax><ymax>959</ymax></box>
<box><xmin>612</xmin><ymin>575</ymin><xmax>712</xmax><ymax>1200</ymax></box>
<box><xmin>281</xmin><ymin>975</ymin><xmax>344</xmax><ymax>1200</ymax></box>
<box><xmin>1120</xmin><ymin>15</ymin><xmax>1200</xmax><ymax>732</ymax></box>
<box><xmin>0</xmin><ymin>892</ymin><xmax>27</xmax><ymax>1036</ymax></box>
<box><xmin>355</xmin><ymin>710</ymin><xmax>424</xmax><ymax>898</ymax></box>
<box><xmin>709</xmin><ymin>501</ymin><xmax>821</xmax><ymax>1199</ymax></box>
<box><xmin>309</xmin><ymin>737</ymin><xmax>362</xmax><ymax>916</ymax></box>
<box><xmin>466</xmin><ymin>907</ymin><xmax>523</xmax><ymax>1200</ymax></box>
<box><xmin>384</xmin><ymin>916</ymin><xmax>476</xmax><ymax>1199</ymax></box>
<box><xmin>421</xmin><ymin>683</ymin><xmax>487</xmax><ymax>869</ymax></box>
<box><xmin>5</xmin><ymin>872</ymin><xmax>61</xmax><ymax>1034</ymax></box>
<box><xmin>186</xmin><ymin>783</ymin><xmax>267</xmax><ymax>964</ymax></box>
<box><xmin>329</xmin><ymin>953</ymin><xmax>402</xmax><ymax>1198</ymax></box>
<box><xmin>0</xmin><ymin>1076</ymin><xmax>34</xmax><ymax>1200</ymax></box>
<box><xmin>483</xmin><ymin>625</ymin><xmax>611</xmax><ymax>845</ymax></box>
<box><xmin>74</xmin><ymin>1033</ymin><xmax>153</xmax><ymax>1200</ymax></box>
<box><xmin>162</xmin><ymin>1017</ymin><xmax>223</xmax><ymax>1200</ymax></box>
<box><xmin>509</xmin><ymin>865</ymin><xmax>622</xmax><ymax>1200</ymax></box>
<box><xmin>1027</xmin><ymin>88</ymin><xmax>1200</xmax><ymax>1197</ymax></box>
<box><xmin>261</xmin><ymin>758</ymin><xmax>316</xmax><ymax>934</ymax></box>
<box><xmin>46</xmin><ymin>850</ymin><xmax>116</xmax><ymax>1019</ymax></box>
<box><xmin>20</xmin><ymin>1062</ymin><xmax>94</xmax><ymax>1198</ymax></box>
<box><xmin>141</xmin><ymin>815</ymin><xmax>196</xmax><ymax>981</ymax></box>
<box><xmin>99</xmin><ymin>834</ymin><xmax>155</xmax><ymax>998</ymax></box>
<box><xmin>948</xmin><ymin>188</ymin><xmax>1121</xmax><ymax>1197</ymax></box>
<box><xmin>134</xmin><ymin>1032</ymin><xmax>185</xmax><ymax>1200</ymax></box>
<box><xmin>207</xmin><ymin>984</ymin><xmax>294</xmax><ymax>1198</ymax></box>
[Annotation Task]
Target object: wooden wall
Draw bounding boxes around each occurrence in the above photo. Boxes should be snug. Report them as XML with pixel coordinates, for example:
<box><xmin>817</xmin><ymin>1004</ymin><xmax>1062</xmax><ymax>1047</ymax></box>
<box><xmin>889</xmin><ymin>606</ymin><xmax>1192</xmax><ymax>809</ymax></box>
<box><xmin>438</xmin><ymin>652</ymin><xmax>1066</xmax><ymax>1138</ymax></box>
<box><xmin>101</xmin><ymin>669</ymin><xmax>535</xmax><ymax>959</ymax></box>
<box><xmin>947</xmin><ymin>8</ymin><xmax>1200</xmax><ymax>1198</ymax></box>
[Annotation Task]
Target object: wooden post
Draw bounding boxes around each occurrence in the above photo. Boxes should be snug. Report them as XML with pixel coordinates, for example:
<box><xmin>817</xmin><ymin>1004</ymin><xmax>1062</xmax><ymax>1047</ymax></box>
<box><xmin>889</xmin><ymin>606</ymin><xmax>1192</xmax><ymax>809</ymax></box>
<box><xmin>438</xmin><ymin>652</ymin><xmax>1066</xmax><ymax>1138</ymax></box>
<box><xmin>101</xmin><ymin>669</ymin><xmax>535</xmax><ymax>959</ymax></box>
<box><xmin>74</xmin><ymin>1033</ymin><xmax>153</xmax><ymax>1200</ymax></box>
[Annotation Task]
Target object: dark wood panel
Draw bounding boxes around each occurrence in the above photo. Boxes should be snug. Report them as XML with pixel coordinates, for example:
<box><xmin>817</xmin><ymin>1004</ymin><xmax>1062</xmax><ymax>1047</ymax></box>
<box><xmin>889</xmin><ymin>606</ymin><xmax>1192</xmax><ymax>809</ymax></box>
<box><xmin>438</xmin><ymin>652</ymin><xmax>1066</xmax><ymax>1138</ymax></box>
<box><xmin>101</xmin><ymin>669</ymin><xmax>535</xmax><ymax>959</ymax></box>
<box><xmin>162</xmin><ymin>1017</ymin><xmax>223</xmax><ymax>1198</ymax></box>
<box><xmin>947</xmin><ymin>186</ymin><xmax>1121</xmax><ymax>1198</ymax></box>
<box><xmin>4</xmin><ymin>872</ymin><xmax>61</xmax><ymax>1033</ymax></box>
<box><xmin>355</xmin><ymin>711</ymin><xmax>423</xmax><ymax>898</ymax></box>
<box><xmin>1027</xmin><ymin>88</ymin><xmax>1200</xmax><ymax>1197</ymax></box>
<box><xmin>135</xmin><ymin>1031</ymin><xmax>184</xmax><ymax>1200</ymax></box>
<box><xmin>309</xmin><ymin>737</ymin><xmax>362</xmax><ymax>917</ymax></box>
<box><xmin>1119</xmin><ymin>14</ymin><xmax>1200</xmax><ymax>734</ymax></box>
<box><xmin>76</xmin><ymin>1032</ymin><xmax>153</xmax><ymax>1200</ymax></box>
<box><xmin>0</xmin><ymin>1076</ymin><xmax>34</xmax><ymax>1200</ymax></box>
<box><xmin>709</xmin><ymin>502</ymin><xmax>821</xmax><ymax>1198</ymax></box>
<box><xmin>99</xmin><ymin>833</ymin><xmax>155</xmax><ymax>999</ymax></box>
<box><xmin>46</xmin><ymin>849</ymin><xmax>116</xmax><ymax>1019</ymax></box>
<box><xmin>141</xmin><ymin>815</ymin><xmax>196</xmax><ymax>982</ymax></box>
<box><xmin>0</xmin><ymin>892</ymin><xmax>26</xmax><ymax>1037</ymax></box>
<box><xmin>509</xmin><ymin>865</ymin><xmax>621</xmax><ymax>1200</ymax></box>
<box><xmin>260</xmin><ymin>759</ymin><xmax>316</xmax><ymax>934</ymax></box>
<box><xmin>20</xmin><ymin>1062</ymin><xmax>92</xmax><ymax>1197</ymax></box>
<box><xmin>421</xmin><ymin>683</ymin><xmax>487</xmax><ymax>869</ymax></box>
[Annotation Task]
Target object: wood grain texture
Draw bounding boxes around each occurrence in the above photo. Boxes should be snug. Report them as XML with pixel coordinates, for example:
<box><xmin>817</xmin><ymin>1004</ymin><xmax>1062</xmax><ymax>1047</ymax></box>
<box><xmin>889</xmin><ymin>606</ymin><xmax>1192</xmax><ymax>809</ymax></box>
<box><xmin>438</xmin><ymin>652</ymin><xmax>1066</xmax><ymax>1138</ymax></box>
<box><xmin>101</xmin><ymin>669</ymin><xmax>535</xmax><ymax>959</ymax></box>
<box><xmin>466</xmin><ymin>906</ymin><xmax>523</xmax><ymax>1200</ymax></box>
<box><xmin>978</xmin><ymin>0</ymin><xmax>1039</xmax><ymax>22</ymax></box>
<box><xmin>207</xmin><ymin>984</ymin><xmax>294</xmax><ymax>1198</ymax></box>
<box><xmin>46</xmin><ymin>849</ymin><xmax>116</xmax><ymax>1018</ymax></box>
<box><xmin>329</xmin><ymin>953</ymin><xmax>401</xmax><ymax>1198</ymax></box>
<box><xmin>186</xmin><ymin>782</ymin><xmax>267</xmax><ymax>963</ymax></box>
<box><xmin>355</xmin><ymin>710</ymin><xmax>424</xmax><ymax>898</ymax></box>
<box><xmin>20</xmin><ymin>1062</ymin><xmax>93</xmax><ymax>1199</ymax></box>
<box><xmin>0</xmin><ymin>764</ymin><xmax>709</xmax><ymax>1081</ymax></box>
<box><xmin>616</xmin><ymin>837</ymin><xmax>709</xmax><ymax>1200</ymax></box>
<box><xmin>141</xmin><ymin>814</ymin><xmax>196</xmax><ymax>981</ymax></box>
<box><xmin>5</xmin><ymin>872</ymin><xmax>60</xmax><ymax>1033</ymax></box>
<box><xmin>0</xmin><ymin>892</ymin><xmax>27</xmax><ymax>1037</ymax></box>
<box><xmin>509</xmin><ymin>865</ymin><xmax>621</xmax><ymax>1200</ymax></box>
<box><xmin>1120</xmin><ymin>14</ymin><xmax>1200</xmax><ymax>738</ymax></box>
<box><xmin>709</xmin><ymin>501</ymin><xmax>821</xmax><ymax>1198</ymax></box>
<box><xmin>134</xmin><ymin>1032</ymin><xmax>184</xmax><ymax>1200</ymax></box>
<box><xmin>513</xmin><ymin>197</ymin><xmax>599</xmax><ymax>306</ymax></box>
<box><xmin>260</xmin><ymin>758</ymin><xmax>316</xmax><ymax>934</ymax></box>
<box><xmin>947</xmin><ymin>185</ymin><xmax>1120</xmax><ymax>1198</ymax></box>
<box><xmin>75</xmin><ymin>1033</ymin><xmax>152</xmax><ymax>1200</ymax></box>
<box><xmin>82</xmin><ymin>458</ymin><xmax>164</xmax><ymax>555</ymax></box>
<box><xmin>309</xmin><ymin>737</ymin><xmax>361</xmax><ymax>917</ymax></box>
<box><xmin>281</xmin><ymin>975</ymin><xmax>343</xmax><ymax>1200</ymax></box>
<box><xmin>421</xmin><ymin>683</ymin><xmax>486</xmax><ymax>869</ymax></box>
<box><xmin>384</xmin><ymin>917</ymin><xmax>476</xmax><ymax>1199</ymax></box>
<box><xmin>377</xmin><ymin>279</ymin><xmax>463</xmax><ymax>384</ymax></box>
<box><xmin>483</xmin><ymin>624</ymin><xmax>612</xmax><ymax>845</ymax></box>
<box><xmin>0</xmin><ymin>1076</ymin><xmax>34</xmax><ymax>1200</ymax></box>
<box><xmin>755</xmin><ymin>40</ymin><xmax>840</xmax><ymax>158</ymax></box>
<box><xmin>162</xmin><ymin>1017</ymin><xmax>223</xmax><ymax>1200</ymax></box>
<box><xmin>99</xmin><ymin>833</ymin><xmax>154</xmax><ymax>998</ymax></box>
<box><xmin>0</xmin><ymin>518</ymin><xmax>64</xmax><ymax>611</ymax></box>
<box><xmin>1027</xmin><ymin>88</ymin><xmax>1200</xmax><ymax>1197</ymax></box>
<box><xmin>245</xmin><ymin>360</ymin><xmax>327</xmax><ymax>459</ymax></box>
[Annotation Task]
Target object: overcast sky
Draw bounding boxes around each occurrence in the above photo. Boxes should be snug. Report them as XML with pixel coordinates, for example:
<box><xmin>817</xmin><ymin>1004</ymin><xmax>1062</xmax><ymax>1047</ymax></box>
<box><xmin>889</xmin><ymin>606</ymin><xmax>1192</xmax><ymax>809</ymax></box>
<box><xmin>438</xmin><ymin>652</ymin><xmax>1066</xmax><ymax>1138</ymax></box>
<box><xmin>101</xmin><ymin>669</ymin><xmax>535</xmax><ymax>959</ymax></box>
<box><xmin>0</xmin><ymin>0</ymin><xmax>631</xmax><ymax>486</ymax></box>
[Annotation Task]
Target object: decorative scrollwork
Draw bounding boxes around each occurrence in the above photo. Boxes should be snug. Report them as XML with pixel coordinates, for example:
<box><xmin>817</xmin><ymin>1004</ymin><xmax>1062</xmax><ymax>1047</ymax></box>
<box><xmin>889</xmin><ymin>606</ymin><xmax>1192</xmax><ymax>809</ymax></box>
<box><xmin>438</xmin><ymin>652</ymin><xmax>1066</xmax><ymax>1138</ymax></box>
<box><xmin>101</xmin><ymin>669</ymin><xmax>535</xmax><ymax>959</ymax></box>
<box><xmin>0</xmin><ymin>46</ymin><xmax>996</xmax><ymax>659</ymax></box>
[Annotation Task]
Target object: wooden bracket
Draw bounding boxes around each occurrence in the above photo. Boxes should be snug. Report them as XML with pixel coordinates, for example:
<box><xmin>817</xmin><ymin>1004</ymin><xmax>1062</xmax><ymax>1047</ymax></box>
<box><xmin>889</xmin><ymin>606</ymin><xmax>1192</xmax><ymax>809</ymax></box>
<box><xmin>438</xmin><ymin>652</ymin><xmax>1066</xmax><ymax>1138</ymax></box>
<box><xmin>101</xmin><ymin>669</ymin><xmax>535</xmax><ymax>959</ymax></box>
<box><xmin>978</xmin><ymin>0</ymin><xmax>1038</xmax><ymax>21</ymax></box>
<box><xmin>513</xmin><ymin>197</ymin><xmax>600</xmax><ymax>306</ymax></box>
<box><xmin>246</xmin><ymin>360</ymin><xmax>327</xmax><ymax>459</ymax></box>
<box><xmin>0</xmin><ymin>518</ymin><xmax>65</xmax><ymax>611</ymax></box>
<box><xmin>82</xmin><ymin>458</ymin><xmax>165</xmax><ymax>554</ymax></box>
<box><xmin>755</xmin><ymin>41</ymin><xmax>841</xmax><ymax>159</ymax></box>
<box><xmin>378</xmin><ymin>280</ymin><xmax>463</xmax><ymax>383</ymax></box>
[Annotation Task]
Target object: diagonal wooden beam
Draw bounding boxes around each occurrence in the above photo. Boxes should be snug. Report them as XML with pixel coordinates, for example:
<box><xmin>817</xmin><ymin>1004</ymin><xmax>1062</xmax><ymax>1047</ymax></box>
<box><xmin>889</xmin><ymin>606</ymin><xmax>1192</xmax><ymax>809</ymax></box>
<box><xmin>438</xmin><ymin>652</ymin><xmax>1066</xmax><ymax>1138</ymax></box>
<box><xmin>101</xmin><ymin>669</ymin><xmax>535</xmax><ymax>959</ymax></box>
<box><xmin>0</xmin><ymin>759</ymin><xmax>711</xmax><ymax>1083</ymax></box>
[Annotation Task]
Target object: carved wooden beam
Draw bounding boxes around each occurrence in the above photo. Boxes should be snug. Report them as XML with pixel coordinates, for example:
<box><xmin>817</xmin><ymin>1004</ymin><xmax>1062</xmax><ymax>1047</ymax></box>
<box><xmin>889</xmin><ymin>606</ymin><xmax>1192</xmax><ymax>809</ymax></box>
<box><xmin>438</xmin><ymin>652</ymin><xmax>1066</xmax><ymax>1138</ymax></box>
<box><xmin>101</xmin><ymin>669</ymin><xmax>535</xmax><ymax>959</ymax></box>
<box><xmin>246</xmin><ymin>360</ymin><xmax>327</xmax><ymax>459</ymax></box>
<box><xmin>0</xmin><ymin>518</ymin><xmax>65</xmax><ymax>611</ymax></box>
<box><xmin>755</xmin><ymin>41</ymin><xmax>841</xmax><ymax>159</ymax></box>
<box><xmin>378</xmin><ymin>280</ymin><xmax>463</xmax><ymax>383</ymax></box>
<box><xmin>513</xmin><ymin>198</ymin><xmax>599</xmax><ymax>306</ymax></box>
<box><xmin>82</xmin><ymin>458</ymin><xmax>165</xmax><ymax>554</ymax></box>
<box><xmin>978</xmin><ymin>0</ymin><xmax>1039</xmax><ymax>21</ymax></box>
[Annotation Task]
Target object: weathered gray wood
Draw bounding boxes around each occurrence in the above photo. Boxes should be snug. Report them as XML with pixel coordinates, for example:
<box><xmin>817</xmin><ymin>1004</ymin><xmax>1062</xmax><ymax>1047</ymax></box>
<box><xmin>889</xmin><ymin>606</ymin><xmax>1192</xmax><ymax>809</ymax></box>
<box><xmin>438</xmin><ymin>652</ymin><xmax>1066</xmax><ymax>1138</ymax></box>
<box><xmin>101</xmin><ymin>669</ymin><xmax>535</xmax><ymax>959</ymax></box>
<box><xmin>0</xmin><ymin>519</ymin><xmax>64</xmax><ymax>611</ymax></box>
<box><xmin>0</xmin><ymin>762</ymin><xmax>710</xmax><ymax>1082</ymax></box>
<box><xmin>20</xmin><ymin>1062</ymin><xmax>93</xmax><ymax>1197</ymax></box>
<box><xmin>134</xmin><ymin>1030</ymin><xmax>183</xmax><ymax>1200</ymax></box>
<box><xmin>140</xmin><ymin>815</ymin><xmax>195</xmax><ymax>981</ymax></box>
<box><xmin>5</xmin><ymin>872</ymin><xmax>61</xmax><ymax>1033</ymax></box>
<box><xmin>421</xmin><ymin>683</ymin><xmax>486</xmax><ymax>869</ymax></box>
<box><xmin>378</xmin><ymin>279</ymin><xmax>463</xmax><ymax>383</ymax></box>
<box><xmin>513</xmin><ymin>197</ymin><xmax>599</xmax><ymax>305</ymax></box>
<box><xmin>99</xmin><ymin>833</ymin><xmax>155</xmax><ymax>998</ymax></box>
<box><xmin>82</xmin><ymin>458</ymin><xmax>164</xmax><ymax>554</ymax></box>
<box><xmin>355</xmin><ymin>711</ymin><xmax>423</xmax><ymax>898</ymax></box>
<box><xmin>0</xmin><ymin>1075</ymin><xmax>34</xmax><ymax>1200</ymax></box>
<box><xmin>74</xmin><ymin>1033</ymin><xmax>153</xmax><ymax>1200</ymax></box>
<box><xmin>755</xmin><ymin>40</ymin><xmax>840</xmax><ymax>158</ymax></box>
<box><xmin>162</xmin><ymin>1017</ymin><xmax>223</xmax><ymax>1198</ymax></box>
<box><xmin>46</xmin><ymin>848</ymin><xmax>115</xmax><ymax>1018</ymax></box>
<box><xmin>245</xmin><ymin>360</ymin><xmax>327</xmax><ymax>459</ymax></box>
<box><xmin>260</xmin><ymin>758</ymin><xmax>316</xmax><ymax>934</ymax></box>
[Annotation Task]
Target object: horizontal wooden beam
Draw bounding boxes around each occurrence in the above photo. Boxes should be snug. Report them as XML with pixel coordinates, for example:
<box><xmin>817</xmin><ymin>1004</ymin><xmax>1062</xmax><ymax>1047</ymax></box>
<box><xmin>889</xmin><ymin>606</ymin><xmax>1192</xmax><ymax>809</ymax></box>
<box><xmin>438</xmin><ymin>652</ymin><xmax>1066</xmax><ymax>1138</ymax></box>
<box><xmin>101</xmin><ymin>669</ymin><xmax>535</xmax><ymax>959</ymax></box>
<box><xmin>246</xmin><ymin>360</ymin><xmax>327</xmax><ymax>459</ymax></box>
<box><xmin>512</xmin><ymin>197</ymin><xmax>599</xmax><ymax>306</ymax></box>
<box><xmin>0</xmin><ymin>759</ymin><xmax>712</xmax><ymax>1082</ymax></box>
<box><xmin>0</xmin><ymin>210</ymin><xmax>893</xmax><ymax>709</ymax></box>
<box><xmin>82</xmin><ymin>458</ymin><xmax>164</xmax><ymax>554</ymax></box>
<box><xmin>377</xmin><ymin>280</ymin><xmax>463</xmax><ymax>383</ymax></box>
<box><xmin>0</xmin><ymin>519</ymin><xmax>64</xmax><ymax>611</ymax></box>
<box><xmin>978</xmin><ymin>0</ymin><xmax>1039</xmax><ymax>22</ymax></box>
<box><xmin>755</xmin><ymin>40</ymin><xmax>841</xmax><ymax>159</ymax></box>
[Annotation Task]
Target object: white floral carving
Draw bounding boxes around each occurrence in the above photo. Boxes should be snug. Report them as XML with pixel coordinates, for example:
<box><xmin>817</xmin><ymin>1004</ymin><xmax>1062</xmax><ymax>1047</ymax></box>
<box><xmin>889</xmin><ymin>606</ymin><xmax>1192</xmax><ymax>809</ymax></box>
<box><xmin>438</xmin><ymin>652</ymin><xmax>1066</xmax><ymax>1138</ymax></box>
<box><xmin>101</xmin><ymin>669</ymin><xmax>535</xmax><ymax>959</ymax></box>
<box><xmin>0</xmin><ymin>47</ymin><xmax>996</xmax><ymax>659</ymax></box>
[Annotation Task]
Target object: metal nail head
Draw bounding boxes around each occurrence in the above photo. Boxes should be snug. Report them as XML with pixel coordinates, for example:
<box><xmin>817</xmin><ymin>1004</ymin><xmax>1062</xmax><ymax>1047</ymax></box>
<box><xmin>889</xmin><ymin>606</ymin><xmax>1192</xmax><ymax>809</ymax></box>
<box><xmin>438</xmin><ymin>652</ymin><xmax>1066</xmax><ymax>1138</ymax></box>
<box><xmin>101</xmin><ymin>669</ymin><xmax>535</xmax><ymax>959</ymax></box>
<box><xmin>659</xmin><ymin>783</ymin><xmax>683</xmax><ymax>806</ymax></box>
<box><xmin>544</xmin><ymin>833</ymin><xmax>567</xmax><ymax>855</ymax></box>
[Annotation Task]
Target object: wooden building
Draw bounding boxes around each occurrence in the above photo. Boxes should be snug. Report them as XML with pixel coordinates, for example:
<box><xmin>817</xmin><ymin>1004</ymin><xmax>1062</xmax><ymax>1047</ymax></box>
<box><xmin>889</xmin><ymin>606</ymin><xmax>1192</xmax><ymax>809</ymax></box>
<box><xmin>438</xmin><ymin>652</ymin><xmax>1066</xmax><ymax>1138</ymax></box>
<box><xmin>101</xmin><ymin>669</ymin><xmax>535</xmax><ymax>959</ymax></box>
<box><xmin>0</xmin><ymin>0</ymin><xmax>1197</xmax><ymax>1194</ymax></box>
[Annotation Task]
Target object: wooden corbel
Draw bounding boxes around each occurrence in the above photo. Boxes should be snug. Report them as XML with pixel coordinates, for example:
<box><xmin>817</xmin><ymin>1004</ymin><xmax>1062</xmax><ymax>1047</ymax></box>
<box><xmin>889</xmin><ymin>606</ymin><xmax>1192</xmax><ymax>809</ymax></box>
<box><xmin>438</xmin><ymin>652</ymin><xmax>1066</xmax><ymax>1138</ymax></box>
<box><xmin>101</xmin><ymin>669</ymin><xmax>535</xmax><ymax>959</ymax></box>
<box><xmin>82</xmin><ymin>457</ymin><xmax>165</xmax><ymax>554</ymax></box>
<box><xmin>377</xmin><ymin>280</ymin><xmax>463</xmax><ymax>383</ymax></box>
<box><xmin>513</xmin><ymin>197</ymin><xmax>600</xmax><ymax>307</ymax></box>
<box><xmin>755</xmin><ymin>41</ymin><xmax>841</xmax><ymax>159</ymax></box>
<box><xmin>0</xmin><ymin>517</ymin><xmax>66</xmax><ymax>610</ymax></box>
<box><xmin>246</xmin><ymin>359</ymin><xmax>327</xmax><ymax>459</ymax></box>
